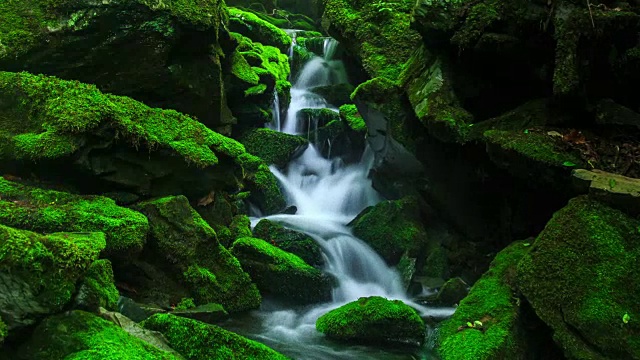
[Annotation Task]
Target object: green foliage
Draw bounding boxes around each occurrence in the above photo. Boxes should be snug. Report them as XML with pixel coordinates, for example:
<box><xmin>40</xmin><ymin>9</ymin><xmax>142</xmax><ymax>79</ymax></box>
<box><xmin>20</xmin><ymin>310</ymin><xmax>180</xmax><ymax>359</ymax></box>
<box><xmin>0</xmin><ymin>176</ymin><xmax>148</xmax><ymax>257</ymax></box>
<box><xmin>142</xmin><ymin>313</ymin><xmax>289</xmax><ymax>359</ymax></box>
<box><xmin>175</xmin><ymin>297</ymin><xmax>196</xmax><ymax>311</ymax></box>
<box><xmin>316</xmin><ymin>296</ymin><xmax>425</xmax><ymax>345</ymax></box>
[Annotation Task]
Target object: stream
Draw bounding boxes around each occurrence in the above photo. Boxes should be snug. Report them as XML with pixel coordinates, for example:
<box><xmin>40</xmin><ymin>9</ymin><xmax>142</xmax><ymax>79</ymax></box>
<box><xmin>224</xmin><ymin>35</ymin><xmax>453</xmax><ymax>359</ymax></box>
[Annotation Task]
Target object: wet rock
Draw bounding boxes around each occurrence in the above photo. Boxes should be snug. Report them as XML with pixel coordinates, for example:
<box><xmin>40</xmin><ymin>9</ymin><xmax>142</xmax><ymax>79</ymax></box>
<box><xmin>316</xmin><ymin>296</ymin><xmax>425</xmax><ymax>346</ymax></box>
<box><xmin>309</xmin><ymin>83</ymin><xmax>354</xmax><ymax>108</ymax></box>
<box><xmin>253</xmin><ymin>219</ymin><xmax>324</xmax><ymax>267</ymax></box>
<box><xmin>171</xmin><ymin>303</ymin><xmax>228</xmax><ymax>324</ymax></box>
<box><xmin>518</xmin><ymin>196</ymin><xmax>640</xmax><ymax>359</ymax></box>
<box><xmin>231</xmin><ymin>237</ymin><xmax>332</xmax><ymax>304</ymax></box>
<box><xmin>73</xmin><ymin>259</ymin><xmax>120</xmax><ymax>312</ymax></box>
<box><xmin>0</xmin><ymin>226</ymin><xmax>104</xmax><ymax>331</ymax></box>
<box><xmin>573</xmin><ymin>169</ymin><xmax>640</xmax><ymax>215</ymax></box>
<box><xmin>117</xmin><ymin>297</ymin><xmax>158</xmax><ymax>323</ymax></box>
<box><xmin>240</xmin><ymin>128</ymin><xmax>308</xmax><ymax>168</ymax></box>
<box><xmin>595</xmin><ymin>99</ymin><xmax>640</xmax><ymax>129</ymax></box>
<box><xmin>433</xmin><ymin>277</ymin><xmax>469</xmax><ymax>307</ymax></box>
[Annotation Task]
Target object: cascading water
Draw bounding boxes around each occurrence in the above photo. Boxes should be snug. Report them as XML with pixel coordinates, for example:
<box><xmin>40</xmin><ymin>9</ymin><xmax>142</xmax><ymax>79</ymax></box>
<box><xmin>227</xmin><ymin>37</ymin><xmax>452</xmax><ymax>359</ymax></box>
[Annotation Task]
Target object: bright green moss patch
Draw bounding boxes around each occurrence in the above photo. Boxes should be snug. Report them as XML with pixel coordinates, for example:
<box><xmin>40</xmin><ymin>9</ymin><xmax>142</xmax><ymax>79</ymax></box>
<box><xmin>0</xmin><ymin>225</ymin><xmax>104</xmax><ymax>327</ymax></box>
<box><xmin>339</xmin><ymin>104</ymin><xmax>366</xmax><ymax>133</ymax></box>
<box><xmin>517</xmin><ymin>196</ymin><xmax>640</xmax><ymax>359</ymax></box>
<box><xmin>142</xmin><ymin>313</ymin><xmax>289</xmax><ymax>359</ymax></box>
<box><xmin>240</xmin><ymin>128</ymin><xmax>308</xmax><ymax>167</ymax></box>
<box><xmin>316</xmin><ymin>296</ymin><xmax>425</xmax><ymax>345</ymax></box>
<box><xmin>231</xmin><ymin>237</ymin><xmax>332</xmax><ymax>304</ymax></box>
<box><xmin>0</xmin><ymin>317</ymin><xmax>6</xmax><ymax>344</ymax></box>
<box><xmin>483</xmin><ymin>130</ymin><xmax>583</xmax><ymax>167</ymax></box>
<box><xmin>252</xmin><ymin>219</ymin><xmax>324</xmax><ymax>267</ymax></box>
<box><xmin>350</xmin><ymin>197</ymin><xmax>427</xmax><ymax>265</ymax></box>
<box><xmin>19</xmin><ymin>310</ymin><xmax>180</xmax><ymax>359</ymax></box>
<box><xmin>437</xmin><ymin>241</ymin><xmax>530</xmax><ymax>360</ymax></box>
<box><xmin>74</xmin><ymin>259</ymin><xmax>120</xmax><ymax>312</ymax></box>
<box><xmin>0</xmin><ymin>176</ymin><xmax>148</xmax><ymax>257</ymax></box>
<box><xmin>228</xmin><ymin>7</ymin><xmax>292</xmax><ymax>52</ymax></box>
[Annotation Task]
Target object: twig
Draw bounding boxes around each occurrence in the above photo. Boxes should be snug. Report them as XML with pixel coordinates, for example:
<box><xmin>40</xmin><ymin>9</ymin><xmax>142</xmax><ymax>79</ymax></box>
<box><xmin>586</xmin><ymin>0</ymin><xmax>595</xmax><ymax>28</ymax></box>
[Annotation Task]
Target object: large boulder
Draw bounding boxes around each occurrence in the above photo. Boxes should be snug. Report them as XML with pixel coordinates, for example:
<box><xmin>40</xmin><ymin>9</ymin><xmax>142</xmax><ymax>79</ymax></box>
<box><xmin>0</xmin><ymin>176</ymin><xmax>148</xmax><ymax>258</ymax></box>
<box><xmin>239</xmin><ymin>128</ymin><xmax>308</xmax><ymax>168</ymax></box>
<box><xmin>518</xmin><ymin>196</ymin><xmax>640</xmax><ymax>359</ymax></box>
<box><xmin>0</xmin><ymin>225</ymin><xmax>104</xmax><ymax>331</ymax></box>
<box><xmin>134</xmin><ymin>196</ymin><xmax>261</xmax><ymax>313</ymax></box>
<box><xmin>350</xmin><ymin>197</ymin><xmax>427</xmax><ymax>265</ymax></box>
<box><xmin>73</xmin><ymin>259</ymin><xmax>120</xmax><ymax>312</ymax></box>
<box><xmin>17</xmin><ymin>310</ymin><xmax>181</xmax><ymax>359</ymax></box>
<box><xmin>0</xmin><ymin>0</ymin><xmax>233</xmax><ymax>132</ymax></box>
<box><xmin>316</xmin><ymin>296</ymin><xmax>425</xmax><ymax>346</ymax></box>
<box><xmin>231</xmin><ymin>237</ymin><xmax>332</xmax><ymax>304</ymax></box>
<box><xmin>142</xmin><ymin>313</ymin><xmax>288</xmax><ymax>359</ymax></box>
<box><xmin>437</xmin><ymin>241</ymin><xmax>530</xmax><ymax>360</ymax></box>
<box><xmin>0</xmin><ymin>71</ymin><xmax>285</xmax><ymax>214</ymax></box>
<box><xmin>252</xmin><ymin>219</ymin><xmax>324</xmax><ymax>267</ymax></box>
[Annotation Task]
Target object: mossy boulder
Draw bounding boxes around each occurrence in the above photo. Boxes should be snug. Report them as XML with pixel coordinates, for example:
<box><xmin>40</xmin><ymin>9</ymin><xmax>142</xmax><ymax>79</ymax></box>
<box><xmin>240</xmin><ymin>128</ymin><xmax>308</xmax><ymax>168</ymax></box>
<box><xmin>0</xmin><ymin>225</ymin><xmax>104</xmax><ymax>330</ymax></box>
<box><xmin>18</xmin><ymin>310</ymin><xmax>181</xmax><ymax>359</ymax></box>
<box><xmin>316</xmin><ymin>296</ymin><xmax>425</xmax><ymax>346</ymax></box>
<box><xmin>135</xmin><ymin>196</ymin><xmax>261</xmax><ymax>313</ymax></box>
<box><xmin>309</xmin><ymin>83</ymin><xmax>354</xmax><ymax>108</ymax></box>
<box><xmin>350</xmin><ymin>197</ymin><xmax>427</xmax><ymax>265</ymax></box>
<box><xmin>228</xmin><ymin>7</ymin><xmax>292</xmax><ymax>53</ymax></box>
<box><xmin>253</xmin><ymin>219</ymin><xmax>324</xmax><ymax>267</ymax></box>
<box><xmin>0</xmin><ymin>71</ymin><xmax>285</xmax><ymax>214</ymax></box>
<box><xmin>73</xmin><ymin>259</ymin><xmax>120</xmax><ymax>312</ymax></box>
<box><xmin>517</xmin><ymin>196</ymin><xmax>640</xmax><ymax>359</ymax></box>
<box><xmin>0</xmin><ymin>0</ymin><xmax>233</xmax><ymax>131</ymax></box>
<box><xmin>231</xmin><ymin>237</ymin><xmax>332</xmax><ymax>304</ymax></box>
<box><xmin>142</xmin><ymin>313</ymin><xmax>289</xmax><ymax>359</ymax></box>
<box><xmin>339</xmin><ymin>104</ymin><xmax>366</xmax><ymax>133</ymax></box>
<box><xmin>437</xmin><ymin>241</ymin><xmax>531</xmax><ymax>360</ymax></box>
<box><xmin>0</xmin><ymin>177</ymin><xmax>148</xmax><ymax>258</ymax></box>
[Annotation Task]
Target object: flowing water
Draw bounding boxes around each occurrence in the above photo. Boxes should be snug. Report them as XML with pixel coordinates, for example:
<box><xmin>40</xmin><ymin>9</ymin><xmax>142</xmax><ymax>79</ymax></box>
<box><xmin>225</xmin><ymin>37</ymin><xmax>453</xmax><ymax>359</ymax></box>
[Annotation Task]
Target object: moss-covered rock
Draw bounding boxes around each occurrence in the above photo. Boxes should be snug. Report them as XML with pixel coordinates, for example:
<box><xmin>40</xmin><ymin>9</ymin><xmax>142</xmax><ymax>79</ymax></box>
<box><xmin>253</xmin><ymin>219</ymin><xmax>324</xmax><ymax>267</ymax></box>
<box><xmin>0</xmin><ymin>177</ymin><xmax>148</xmax><ymax>257</ymax></box>
<box><xmin>74</xmin><ymin>259</ymin><xmax>120</xmax><ymax>312</ymax></box>
<box><xmin>316</xmin><ymin>296</ymin><xmax>425</xmax><ymax>346</ymax></box>
<box><xmin>240</xmin><ymin>128</ymin><xmax>308</xmax><ymax>168</ymax></box>
<box><xmin>0</xmin><ymin>318</ymin><xmax>6</xmax><ymax>345</ymax></box>
<box><xmin>350</xmin><ymin>197</ymin><xmax>427</xmax><ymax>265</ymax></box>
<box><xmin>135</xmin><ymin>196</ymin><xmax>261</xmax><ymax>313</ymax></box>
<box><xmin>142</xmin><ymin>313</ymin><xmax>289</xmax><ymax>359</ymax></box>
<box><xmin>518</xmin><ymin>196</ymin><xmax>640</xmax><ymax>359</ymax></box>
<box><xmin>0</xmin><ymin>225</ymin><xmax>104</xmax><ymax>330</ymax></box>
<box><xmin>339</xmin><ymin>104</ymin><xmax>366</xmax><ymax>133</ymax></box>
<box><xmin>309</xmin><ymin>83</ymin><xmax>354</xmax><ymax>108</ymax></box>
<box><xmin>0</xmin><ymin>0</ymin><xmax>232</xmax><ymax>131</ymax></box>
<box><xmin>18</xmin><ymin>310</ymin><xmax>181</xmax><ymax>359</ymax></box>
<box><xmin>0</xmin><ymin>71</ymin><xmax>285</xmax><ymax>214</ymax></box>
<box><xmin>437</xmin><ymin>241</ymin><xmax>530</xmax><ymax>360</ymax></box>
<box><xmin>228</xmin><ymin>7</ymin><xmax>292</xmax><ymax>53</ymax></box>
<box><xmin>231</xmin><ymin>237</ymin><xmax>332</xmax><ymax>304</ymax></box>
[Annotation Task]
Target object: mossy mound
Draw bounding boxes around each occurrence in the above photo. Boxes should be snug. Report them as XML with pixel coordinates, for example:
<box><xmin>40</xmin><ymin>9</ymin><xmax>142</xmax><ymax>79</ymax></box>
<box><xmin>18</xmin><ymin>310</ymin><xmax>180</xmax><ymax>359</ymax></box>
<box><xmin>142</xmin><ymin>313</ymin><xmax>289</xmax><ymax>359</ymax></box>
<box><xmin>0</xmin><ymin>71</ymin><xmax>284</xmax><ymax>214</ymax></box>
<box><xmin>0</xmin><ymin>177</ymin><xmax>148</xmax><ymax>257</ymax></box>
<box><xmin>350</xmin><ymin>197</ymin><xmax>427</xmax><ymax>265</ymax></box>
<box><xmin>517</xmin><ymin>196</ymin><xmax>640</xmax><ymax>359</ymax></box>
<box><xmin>437</xmin><ymin>241</ymin><xmax>530</xmax><ymax>360</ymax></box>
<box><xmin>0</xmin><ymin>225</ymin><xmax>104</xmax><ymax>330</ymax></box>
<box><xmin>228</xmin><ymin>7</ymin><xmax>292</xmax><ymax>53</ymax></box>
<box><xmin>322</xmin><ymin>0</ymin><xmax>421</xmax><ymax>81</ymax></box>
<box><xmin>73</xmin><ymin>259</ymin><xmax>120</xmax><ymax>312</ymax></box>
<box><xmin>240</xmin><ymin>128</ymin><xmax>308</xmax><ymax>168</ymax></box>
<box><xmin>0</xmin><ymin>0</ymin><xmax>232</xmax><ymax>130</ymax></box>
<box><xmin>339</xmin><ymin>104</ymin><xmax>366</xmax><ymax>133</ymax></box>
<box><xmin>252</xmin><ymin>219</ymin><xmax>324</xmax><ymax>267</ymax></box>
<box><xmin>135</xmin><ymin>196</ymin><xmax>261</xmax><ymax>313</ymax></box>
<box><xmin>316</xmin><ymin>296</ymin><xmax>425</xmax><ymax>346</ymax></box>
<box><xmin>231</xmin><ymin>237</ymin><xmax>332</xmax><ymax>304</ymax></box>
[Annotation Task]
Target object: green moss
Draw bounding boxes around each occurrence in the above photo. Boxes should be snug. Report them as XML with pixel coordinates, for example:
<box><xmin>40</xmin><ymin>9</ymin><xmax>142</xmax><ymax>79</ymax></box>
<box><xmin>0</xmin><ymin>224</ymin><xmax>104</xmax><ymax>318</ymax></box>
<box><xmin>253</xmin><ymin>219</ymin><xmax>324</xmax><ymax>267</ymax></box>
<box><xmin>437</xmin><ymin>241</ymin><xmax>530</xmax><ymax>360</ymax></box>
<box><xmin>175</xmin><ymin>297</ymin><xmax>196</xmax><ymax>311</ymax></box>
<box><xmin>228</xmin><ymin>7</ymin><xmax>291</xmax><ymax>53</ymax></box>
<box><xmin>483</xmin><ymin>130</ymin><xmax>583</xmax><ymax>167</ymax></box>
<box><xmin>75</xmin><ymin>259</ymin><xmax>120</xmax><ymax>311</ymax></box>
<box><xmin>230</xmin><ymin>51</ymin><xmax>260</xmax><ymax>85</ymax></box>
<box><xmin>244</xmin><ymin>83</ymin><xmax>268</xmax><ymax>96</ymax></box>
<box><xmin>518</xmin><ymin>196</ymin><xmax>640</xmax><ymax>359</ymax></box>
<box><xmin>136</xmin><ymin>195</ymin><xmax>261</xmax><ymax>312</ymax></box>
<box><xmin>339</xmin><ymin>104</ymin><xmax>366</xmax><ymax>132</ymax></box>
<box><xmin>0</xmin><ymin>317</ymin><xmax>6</xmax><ymax>345</ymax></box>
<box><xmin>240</xmin><ymin>128</ymin><xmax>308</xmax><ymax>167</ymax></box>
<box><xmin>231</xmin><ymin>237</ymin><xmax>332</xmax><ymax>304</ymax></box>
<box><xmin>20</xmin><ymin>310</ymin><xmax>180</xmax><ymax>359</ymax></box>
<box><xmin>316</xmin><ymin>296</ymin><xmax>425</xmax><ymax>345</ymax></box>
<box><xmin>142</xmin><ymin>313</ymin><xmax>289</xmax><ymax>359</ymax></box>
<box><xmin>0</xmin><ymin>176</ymin><xmax>148</xmax><ymax>257</ymax></box>
<box><xmin>351</xmin><ymin>197</ymin><xmax>427</xmax><ymax>265</ymax></box>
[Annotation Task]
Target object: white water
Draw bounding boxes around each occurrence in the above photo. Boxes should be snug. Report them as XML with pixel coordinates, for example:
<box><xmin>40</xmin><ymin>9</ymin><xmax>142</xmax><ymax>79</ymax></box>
<box><xmin>239</xmin><ymin>38</ymin><xmax>454</xmax><ymax>359</ymax></box>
